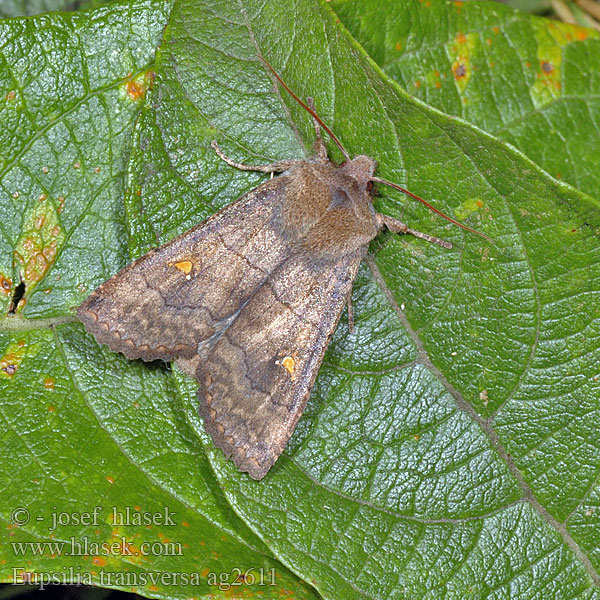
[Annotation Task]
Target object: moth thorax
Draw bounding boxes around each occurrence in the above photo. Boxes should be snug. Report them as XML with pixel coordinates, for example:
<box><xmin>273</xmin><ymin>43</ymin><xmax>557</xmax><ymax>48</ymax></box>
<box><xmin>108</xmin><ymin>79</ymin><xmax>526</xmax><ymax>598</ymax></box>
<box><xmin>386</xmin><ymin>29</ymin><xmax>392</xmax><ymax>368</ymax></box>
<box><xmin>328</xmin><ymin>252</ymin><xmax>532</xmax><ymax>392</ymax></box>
<box><xmin>341</xmin><ymin>155</ymin><xmax>376</xmax><ymax>186</ymax></box>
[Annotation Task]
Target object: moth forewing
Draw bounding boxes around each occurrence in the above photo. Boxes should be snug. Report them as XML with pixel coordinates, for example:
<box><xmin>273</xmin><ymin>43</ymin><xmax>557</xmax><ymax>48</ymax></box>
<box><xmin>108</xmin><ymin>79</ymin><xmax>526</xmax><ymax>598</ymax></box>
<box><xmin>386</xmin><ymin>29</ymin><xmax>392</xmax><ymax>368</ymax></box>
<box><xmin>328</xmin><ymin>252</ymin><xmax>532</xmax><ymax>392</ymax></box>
<box><xmin>77</xmin><ymin>177</ymin><xmax>291</xmax><ymax>365</ymax></box>
<box><xmin>198</xmin><ymin>248</ymin><xmax>366</xmax><ymax>479</ymax></box>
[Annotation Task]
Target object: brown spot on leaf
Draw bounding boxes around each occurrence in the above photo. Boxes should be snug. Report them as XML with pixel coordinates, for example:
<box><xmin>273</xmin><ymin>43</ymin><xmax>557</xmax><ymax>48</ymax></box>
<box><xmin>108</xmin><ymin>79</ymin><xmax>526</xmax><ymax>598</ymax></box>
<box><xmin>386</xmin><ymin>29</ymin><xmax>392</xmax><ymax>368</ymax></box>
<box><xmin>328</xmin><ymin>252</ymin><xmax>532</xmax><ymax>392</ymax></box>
<box><xmin>456</xmin><ymin>32</ymin><xmax>466</xmax><ymax>44</ymax></box>
<box><xmin>453</xmin><ymin>63</ymin><xmax>467</xmax><ymax>79</ymax></box>
<box><xmin>13</xmin><ymin>201</ymin><xmax>66</xmax><ymax>299</ymax></box>
<box><xmin>6</xmin><ymin>90</ymin><xmax>16</xmax><ymax>101</ymax></box>
<box><xmin>414</xmin><ymin>80</ymin><xmax>421</xmax><ymax>89</ymax></box>
<box><xmin>44</xmin><ymin>377</ymin><xmax>55</xmax><ymax>390</ymax></box>
<box><xmin>395</xmin><ymin>42</ymin><xmax>402</xmax><ymax>51</ymax></box>
<box><xmin>0</xmin><ymin>341</ymin><xmax>26</xmax><ymax>378</ymax></box>
<box><xmin>542</xmin><ymin>61</ymin><xmax>554</xmax><ymax>73</ymax></box>
<box><xmin>0</xmin><ymin>274</ymin><xmax>12</xmax><ymax>296</ymax></box>
<box><xmin>2</xmin><ymin>363</ymin><xmax>17</xmax><ymax>376</ymax></box>
<box><xmin>126</xmin><ymin>80</ymin><xmax>146</xmax><ymax>101</ymax></box>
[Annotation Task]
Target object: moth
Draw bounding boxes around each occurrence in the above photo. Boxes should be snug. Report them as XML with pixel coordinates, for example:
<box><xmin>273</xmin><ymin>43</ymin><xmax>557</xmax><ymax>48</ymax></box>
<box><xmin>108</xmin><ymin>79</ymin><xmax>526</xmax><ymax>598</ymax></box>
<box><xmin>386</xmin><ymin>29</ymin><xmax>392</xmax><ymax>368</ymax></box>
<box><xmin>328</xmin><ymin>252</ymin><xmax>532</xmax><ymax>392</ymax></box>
<box><xmin>78</xmin><ymin>60</ymin><xmax>488</xmax><ymax>479</ymax></box>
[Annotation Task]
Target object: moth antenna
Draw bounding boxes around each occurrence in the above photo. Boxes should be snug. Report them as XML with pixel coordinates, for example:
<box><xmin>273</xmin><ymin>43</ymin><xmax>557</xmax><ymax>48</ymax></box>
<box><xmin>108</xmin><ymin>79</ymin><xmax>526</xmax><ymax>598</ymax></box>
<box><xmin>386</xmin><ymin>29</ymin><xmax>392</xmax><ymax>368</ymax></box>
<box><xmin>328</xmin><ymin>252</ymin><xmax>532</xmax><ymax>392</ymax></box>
<box><xmin>372</xmin><ymin>176</ymin><xmax>494</xmax><ymax>243</ymax></box>
<box><xmin>258</xmin><ymin>55</ymin><xmax>351</xmax><ymax>162</ymax></box>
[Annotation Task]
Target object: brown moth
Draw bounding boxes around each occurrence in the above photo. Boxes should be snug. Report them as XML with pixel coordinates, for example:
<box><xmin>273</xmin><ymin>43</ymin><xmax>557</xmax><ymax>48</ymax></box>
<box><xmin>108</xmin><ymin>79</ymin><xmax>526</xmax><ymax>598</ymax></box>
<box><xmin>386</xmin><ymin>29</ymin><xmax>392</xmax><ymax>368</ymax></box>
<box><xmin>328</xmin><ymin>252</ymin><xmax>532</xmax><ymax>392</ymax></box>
<box><xmin>78</xmin><ymin>60</ymin><xmax>488</xmax><ymax>480</ymax></box>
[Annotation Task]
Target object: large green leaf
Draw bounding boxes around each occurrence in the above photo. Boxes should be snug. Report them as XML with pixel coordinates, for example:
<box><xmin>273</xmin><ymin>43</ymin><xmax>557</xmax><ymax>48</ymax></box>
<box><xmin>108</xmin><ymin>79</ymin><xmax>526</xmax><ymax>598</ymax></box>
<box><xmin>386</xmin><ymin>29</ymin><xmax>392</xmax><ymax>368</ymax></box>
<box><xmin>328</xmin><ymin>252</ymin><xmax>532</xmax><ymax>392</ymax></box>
<box><xmin>0</xmin><ymin>2</ymin><xmax>319</xmax><ymax>598</ymax></box>
<box><xmin>125</xmin><ymin>0</ymin><xmax>600</xmax><ymax>598</ymax></box>
<box><xmin>2</xmin><ymin>0</ymin><xmax>600</xmax><ymax>599</ymax></box>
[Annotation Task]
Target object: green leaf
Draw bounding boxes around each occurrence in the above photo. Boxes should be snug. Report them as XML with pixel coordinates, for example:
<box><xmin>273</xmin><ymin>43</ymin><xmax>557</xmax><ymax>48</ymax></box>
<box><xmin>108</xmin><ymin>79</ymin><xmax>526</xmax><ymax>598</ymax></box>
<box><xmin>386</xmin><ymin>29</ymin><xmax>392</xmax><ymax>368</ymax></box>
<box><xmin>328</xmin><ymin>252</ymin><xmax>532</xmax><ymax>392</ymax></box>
<box><xmin>0</xmin><ymin>2</ymin><xmax>319</xmax><ymax>598</ymax></box>
<box><xmin>332</xmin><ymin>0</ymin><xmax>600</xmax><ymax>199</ymax></box>
<box><xmin>123</xmin><ymin>0</ymin><xmax>600</xmax><ymax>597</ymax></box>
<box><xmin>3</xmin><ymin>0</ymin><xmax>600</xmax><ymax>598</ymax></box>
<box><xmin>0</xmin><ymin>0</ymin><xmax>112</xmax><ymax>18</ymax></box>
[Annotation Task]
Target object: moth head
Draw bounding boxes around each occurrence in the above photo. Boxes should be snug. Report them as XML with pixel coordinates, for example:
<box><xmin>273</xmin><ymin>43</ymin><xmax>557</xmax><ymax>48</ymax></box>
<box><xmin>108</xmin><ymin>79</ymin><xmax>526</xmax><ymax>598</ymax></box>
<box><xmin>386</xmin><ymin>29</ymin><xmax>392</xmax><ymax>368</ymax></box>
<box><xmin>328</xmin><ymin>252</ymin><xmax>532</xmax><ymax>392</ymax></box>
<box><xmin>341</xmin><ymin>155</ymin><xmax>376</xmax><ymax>187</ymax></box>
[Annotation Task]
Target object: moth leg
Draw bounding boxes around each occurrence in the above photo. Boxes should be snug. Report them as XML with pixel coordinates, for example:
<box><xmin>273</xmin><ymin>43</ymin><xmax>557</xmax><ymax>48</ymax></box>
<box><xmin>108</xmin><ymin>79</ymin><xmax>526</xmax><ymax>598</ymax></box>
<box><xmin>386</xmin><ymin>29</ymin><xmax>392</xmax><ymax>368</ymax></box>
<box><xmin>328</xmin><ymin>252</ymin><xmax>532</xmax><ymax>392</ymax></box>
<box><xmin>211</xmin><ymin>141</ymin><xmax>297</xmax><ymax>173</ymax></box>
<box><xmin>347</xmin><ymin>294</ymin><xmax>355</xmax><ymax>334</ymax></box>
<box><xmin>306</xmin><ymin>97</ymin><xmax>328</xmax><ymax>162</ymax></box>
<box><xmin>377</xmin><ymin>214</ymin><xmax>453</xmax><ymax>250</ymax></box>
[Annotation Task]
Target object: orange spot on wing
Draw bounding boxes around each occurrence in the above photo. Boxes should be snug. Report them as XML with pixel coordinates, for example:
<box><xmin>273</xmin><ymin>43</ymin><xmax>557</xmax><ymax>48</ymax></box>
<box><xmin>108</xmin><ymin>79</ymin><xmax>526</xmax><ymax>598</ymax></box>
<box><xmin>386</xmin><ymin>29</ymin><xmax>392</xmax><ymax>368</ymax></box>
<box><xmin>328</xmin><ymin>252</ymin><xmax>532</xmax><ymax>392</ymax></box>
<box><xmin>173</xmin><ymin>260</ymin><xmax>193</xmax><ymax>275</ymax></box>
<box><xmin>282</xmin><ymin>356</ymin><xmax>296</xmax><ymax>376</ymax></box>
